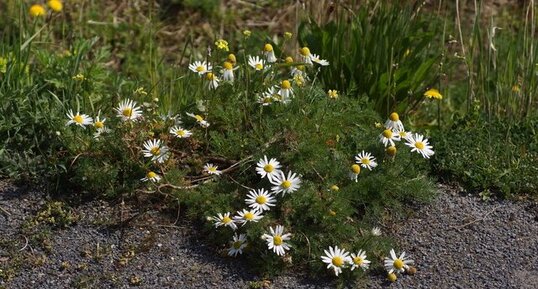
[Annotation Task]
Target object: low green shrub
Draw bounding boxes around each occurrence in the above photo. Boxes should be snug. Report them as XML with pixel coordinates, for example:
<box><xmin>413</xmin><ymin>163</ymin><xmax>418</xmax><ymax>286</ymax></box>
<box><xmin>432</xmin><ymin>110</ymin><xmax>538</xmax><ymax>198</ymax></box>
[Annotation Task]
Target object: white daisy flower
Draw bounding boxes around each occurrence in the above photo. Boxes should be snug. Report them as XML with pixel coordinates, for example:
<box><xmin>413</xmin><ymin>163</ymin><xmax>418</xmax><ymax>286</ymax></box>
<box><xmin>261</xmin><ymin>225</ymin><xmax>292</xmax><ymax>256</ymax></box>
<box><xmin>349</xmin><ymin>164</ymin><xmax>361</xmax><ymax>182</ymax></box>
<box><xmin>258</xmin><ymin>86</ymin><xmax>280</xmax><ymax>105</ymax></box>
<box><xmin>384</xmin><ymin>112</ymin><xmax>404</xmax><ymax>131</ymax></box>
<box><xmin>263</xmin><ymin>43</ymin><xmax>277</xmax><ymax>63</ymax></box>
<box><xmin>210</xmin><ymin>212</ymin><xmax>238</xmax><ymax>230</ymax></box>
<box><xmin>310</xmin><ymin>54</ymin><xmax>329</xmax><ymax>66</ymax></box>
<box><xmin>278</xmin><ymin>80</ymin><xmax>293</xmax><ymax>103</ymax></box>
<box><xmin>93</xmin><ymin>115</ymin><xmax>106</xmax><ymax>131</ymax></box>
<box><xmin>350</xmin><ymin>250</ymin><xmax>371</xmax><ymax>271</ymax></box>
<box><xmin>396</xmin><ymin>128</ymin><xmax>412</xmax><ymax>140</ymax></box>
<box><xmin>320</xmin><ymin>246</ymin><xmax>351</xmax><ymax>276</ymax></box>
<box><xmin>189</xmin><ymin>60</ymin><xmax>212</xmax><ymax>75</ymax></box>
<box><xmin>142</xmin><ymin>139</ymin><xmax>170</xmax><ymax>163</ymax></box>
<box><xmin>258</xmin><ymin>93</ymin><xmax>275</xmax><ymax>106</ymax></box>
<box><xmin>233</xmin><ymin>209</ymin><xmax>263</xmax><ymax>226</ymax></box>
<box><xmin>228</xmin><ymin>233</ymin><xmax>247</xmax><ymax>257</ymax></box>
<box><xmin>222</xmin><ymin>61</ymin><xmax>236</xmax><ymax>82</ymax></box>
<box><xmin>255</xmin><ymin>155</ymin><xmax>282</xmax><ymax>181</ymax></box>
<box><xmin>205</xmin><ymin>72</ymin><xmax>219</xmax><ymax>90</ymax></box>
<box><xmin>245</xmin><ymin>188</ymin><xmax>276</xmax><ymax>212</ymax></box>
<box><xmin>270</xmin><ymin>171</ymin><xmax>301</xmax><ymax>196</ymax></box>
<box><xmin>141</xmin><ymin>171</ymin><xmax>161</xmax><ymax>182</ymax></box>
<box><xmin>299</xmin><ymin>47</ymin><xmax>312</xmax><ymax>64</ymax></box>
<box><xmin>203</xmin><ymin>163</ymin><xmax>221</xmax><ymax>175</ymax></box>
<box><xmin>384</xmin><ymin>249</ymin><xmax>414</xmax><ymax>274</ymax></box>
<box><xmin>186</xmin><ymin>112</ymin><xmax>210</xmax><ymax>128</ymax></box>
<box><xmin>354</xmin><ymin>151</ymin><xmax>378</xmax><ymax>171</ymax></box>
<box><xmin>405</xmin><ymin>133</ymin><xmax>435</xmax><ymax>159</ymax></box>
<box><xmin>115</xmin><ymin>99</ymin><xmax>143</xmax><ymax>121</ymax></box>
<box><xmin>371</xmin><ymin>227</ymin><xmax>382</xmax><ymax>236</ymax></box>
<box><xmin>248</xmin><ymin>55</ymin><xmax>265</xmax><ymax>71</ymax></box>
<box><xmin>379</xmin><ymin>129</ymin><xmax>401</xmax><ymax>147</ymax></box>
<box><xmin>290</xmin><ymin>65</ymin><xmax>307</xmax><ymax>78</ymax></box>
<box><xmin>66</xmin><ymin>110</ymin><xmax>93</xmax><ymax>128</ymax></box>
<box><xmin>169</xmin><ymin>126</ymin><xmax>192</xmax><ymax>138</ymax></box>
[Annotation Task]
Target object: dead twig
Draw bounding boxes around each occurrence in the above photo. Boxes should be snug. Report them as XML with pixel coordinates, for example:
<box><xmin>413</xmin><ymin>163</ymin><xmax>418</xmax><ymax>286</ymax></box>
<box><xmin>449</xmin><ymin>206</ymin><xmax>499</xmax><ymax>230</ymax></box>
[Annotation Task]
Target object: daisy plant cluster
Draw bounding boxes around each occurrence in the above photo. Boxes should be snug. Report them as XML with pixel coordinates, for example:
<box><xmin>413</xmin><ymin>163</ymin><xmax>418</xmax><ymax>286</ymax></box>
<box><xmin>209</xmin><ymin>156</ymin><xmax>297</xmax><ymax>258</ymax></box>
<box><xmin>55</xmin><ymin>33</ymin><xmax>436</xmax><ymax>281</ymax></box>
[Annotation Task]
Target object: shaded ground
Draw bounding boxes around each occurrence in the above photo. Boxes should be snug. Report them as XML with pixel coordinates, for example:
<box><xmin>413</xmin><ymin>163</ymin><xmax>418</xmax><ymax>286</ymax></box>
<box><xmin>1</xmin><ymin>182</ymin><xmax>537</xmax><ymax>289</ymax></box>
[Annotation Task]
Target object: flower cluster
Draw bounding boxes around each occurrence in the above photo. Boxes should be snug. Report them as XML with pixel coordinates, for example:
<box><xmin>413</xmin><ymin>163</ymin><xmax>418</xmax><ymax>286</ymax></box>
<box><xmin>209</xmin><ymin>155</ymin><xmax>299</xmax><ymax>257</ymax></box>
<box><xmin>29</xmin><ymin>1</ymin><xmax>63</xmax><ymax>17</ymax></box>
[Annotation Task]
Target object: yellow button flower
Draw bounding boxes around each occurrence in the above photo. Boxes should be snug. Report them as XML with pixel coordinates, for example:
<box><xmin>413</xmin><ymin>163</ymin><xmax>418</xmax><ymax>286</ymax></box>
<box><xmin>48</xmin><ymin>0</ymin><xmax>63</xmax><ymax>12</ymax></box>
<box><xmin>29</xmin><ymin>4</ymin><xmax>46</xmax><ymax>17</ymax></box>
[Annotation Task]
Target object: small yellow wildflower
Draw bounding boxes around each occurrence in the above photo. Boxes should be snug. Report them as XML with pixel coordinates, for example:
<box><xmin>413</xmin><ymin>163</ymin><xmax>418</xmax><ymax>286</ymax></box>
<box><xmin>330</xmin><ymin>185</ymin><xmax>339</xmax><ymax>192</ymax></box>
<box><xmin>374</xmin><ymin>122</ymin><xmax>383</xmax><ymax>128</ymax></box>
<box><xmin>243</xmin><ymin>30</ymin><xmax>251</xmax><ymax>37</ymax></box>
<box><xmin>72</xmin><ymin>74</ymin><xmax>85</xmax><ymax>81</ymax></box>
<box><xmin>0</xmin><ymin>57</ymin><xmax>7</xmax><ymax>74</ymax></box>
<box><xmin>47</xmin><ymin>0</ymin><xmax>63</xmax><ymax>12</ymax></box>
<box><xmin>387</xmin><ymin>273</ymin><xmax>398</xmax><ymax>282</ymax></box>
<box><xmin>386</xmin><ymin>146</ymin><xmax>397</xmax><ymax>157</ymax></box>
<box><xmin>284</xmin><ymin>32</ymin><xmax>293</xmax><ymax>39</ymax></box>
<box><xmin>285</xmin><ymin>56</ymin><xmax>294</xmax><ymax>64</ymax></box>
<box><xmin>134</xmin><ymin>87</ymin><xmax>148</xmax><ymax>96</ymax></box>
<box><xmin>215</xmin><ymin>39</ymin><xmax>229</xmax><ymax>51</ymax></box>
<box><xmin>29</xmin><ymin>4</ymin><xmax>46</xmax><ymax>17</ymax></box>
<box><xmin>424</xmin><ymin>88</ymin><xmax>443</xmax><ymax>100</ymax></box>
<box><xmin>328</xmin><ymin>90</ymin><xmax>338</xmax><ymax>99</ymax></box>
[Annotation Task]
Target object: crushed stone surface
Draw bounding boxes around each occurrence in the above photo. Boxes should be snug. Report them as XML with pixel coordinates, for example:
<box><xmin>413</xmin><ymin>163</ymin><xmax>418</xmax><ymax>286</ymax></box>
<box><xmin>1</xmin><ymin>182</ymin><xmax>537</xmax><ymax>288</ymax></box>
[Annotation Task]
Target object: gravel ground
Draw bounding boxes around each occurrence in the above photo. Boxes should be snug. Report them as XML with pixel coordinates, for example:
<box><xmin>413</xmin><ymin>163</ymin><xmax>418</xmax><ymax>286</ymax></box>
<box><xmin>1</xmin><ymin>182</ymin><xmax>537</xmax><ymax>289</ymax></box>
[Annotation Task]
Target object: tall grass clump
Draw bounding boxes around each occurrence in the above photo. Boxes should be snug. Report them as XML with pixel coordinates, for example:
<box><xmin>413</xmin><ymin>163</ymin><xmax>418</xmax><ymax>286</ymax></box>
<box><xmin>298</xmin><ymin>1</ymin><xmax>444</xmax><ymax>117</ymax></box>
<box><xmin>450</xmin><ymin>0</ymin><xmax>538</xmax><ymax>120</ymax></box>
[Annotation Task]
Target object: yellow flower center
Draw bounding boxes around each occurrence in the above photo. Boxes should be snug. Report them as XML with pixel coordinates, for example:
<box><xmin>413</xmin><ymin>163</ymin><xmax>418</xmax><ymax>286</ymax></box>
<box><xmin>263</xmin><ymin>164</ymin><xmax>274</xmax><ymax>173</ymax></box>
<box><xmin>222</xmin><ymin>216</ymin><xmax>232</xmax><ymax>224</ymax></box>
<box><xmin>223</xmin><ymin>61</ymin><xmax>233</xmax><ymax>70</ymax></box>
<box><xmin>285</xmin><ymin>56</ymin><xmax>294</xmax><ymax>63</ymax></box>
<box><xmin>351</xmin><ymin>164</ymin><xmax>361</xmax><ymax>174</ymax></box>
<box><xmin>386</xmin><ymin>146</ymin><xmax>397</xmax><ymax>156</ymax></box>
<box><xmin>233</xmin><ymin>241</ymin><xmax>242</xmax><ymax>249</ymax></box>
<box><xmin>176</xmin><ymin>130</ymin><xmax>185</xmax><ymax>136</ymax></box>
<box><xmin>208</xmin><ymin>167</ymin><xmax>217</xmax><ymax>172</ymax></box>
<box><xmin>264</xmin><ymin>44</ymin><xmax>273</xmax><ymax>52</ymax></box>
<box><xmin>297</xmin><ymin>65</ymin><xmax>305</xmax><ymax>71</ymax></box>
<box><xmin>415</xmin><ymin>141</ymin><xmax>425</xmax><ymax>150</ymax></box>
<box><xmin>299</xmin><ymin>47</ymin><xmax>310</xmax><ymax>56</ymax></box>
<box><xmin>399</xmin><ymin>131</ymin><xmax>407</xmax><ymax>137</ymax></box>
<box><xmin>196</xmin><ymin>66</ymin><xmax>205</xmax><ymax>72</ymax></box>
<box><xmin>255</xmin><ymin>195</ymin><xmax>267</xmax><ymax>204</ymax></box>
<box><xmin>263</xmin><ymin>97</ymin><xmax>273</xmax><ymax>103</ymax></box>
<box><xmin>147</xmin><ymin>171</ymin><xmax>157</xmax><ymax>179</ymax></box>
<box><xmin>389</xmin><ymin>112</ymin><xmax>400</xmax><ymax>121</ymax></box>
<box><xmin>331</xmin><ymin>256</ymin><xmax>344</xmax><ymax>267</ymax></box>
<box><xmin>361</xmin><ymin>158</ymin><xmax>370</xmax><ymax>165</ymax></box>
<box><xmin>281</xmin><ymin>80</ymin><xmax>291</xmax><ymax>89</ymax></box>
<box><xmin>94</xmin><ymin>121</ymin><xmax>104</xmax><ymax>129</ymax></box>
<box><xmin>255</xmin><ymin>63</ymin><xmax>263</xmax><ymax>70</ymax></box>
<box><xmin>328</xmin><ymin>90</ymin><xmax>338</xmax><ymax>98</ymax></box>
<box><xmin>194</xmin><ymin>115</ymin><xmax>204</xmax><ymax>122</ymax></box>
<box><xmin>393</xmin><ymin>259</ymin><xmax>404</xmax><ymax>270</ymax></box>
<box><xmin>122</xmin><ymin>108</ymin><xmax>132</xmax><ymax>117</ymax></box>
<box><xmin>244</xmin><ymin>212</ymin><xmax>254</xmax><ymax>220</ymax></box>
<box><xmin>353</xmin><ymin>256</ymin><xmax>363</xmax><ymax>265</ymax></box>
<box><xmin>273</xmin><ymin>235</ymin><xmax>283</xmax><ymax>246</ymax></box>
<box><xmin>73</xmin><ymin>115</ymin><xmax>84</xmax><ymax>124</ymax></box>
<box><xmin>150</xmin><ymin>147</ymin><xmax>161</xmax><ymax>156</ymax></box>
<box><xmin>206</xmin><ymin>72</ymin><xmax>215</xmax><ymax>80</ymax></box>
<box><xmin>281</xmin><ymin>180</ymin><xmax>292</xmax><ymax>189</ymax></box>
<box><xmin>227</xmin><ymin>54</ymin><xmax>236</xmax><ymax>64</ymax></box>
<box><xmin>382</xmin><ymin>129</ymin><xmax>393</xmax><ymax>138</ymax></box>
